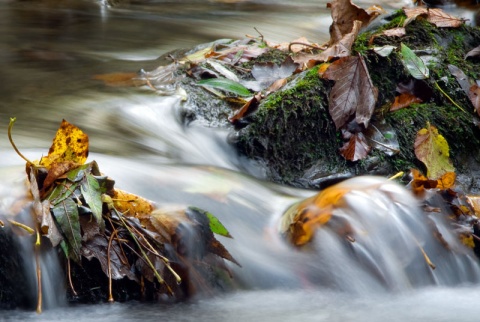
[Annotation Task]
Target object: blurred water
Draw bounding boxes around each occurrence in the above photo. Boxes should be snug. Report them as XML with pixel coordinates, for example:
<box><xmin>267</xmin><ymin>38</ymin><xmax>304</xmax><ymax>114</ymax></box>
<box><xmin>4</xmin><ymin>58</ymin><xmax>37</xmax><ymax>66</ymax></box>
<box><xmin>2</xmin><ymin>0</ymin><xmax>480</xmax><ymax>320</ymax></box>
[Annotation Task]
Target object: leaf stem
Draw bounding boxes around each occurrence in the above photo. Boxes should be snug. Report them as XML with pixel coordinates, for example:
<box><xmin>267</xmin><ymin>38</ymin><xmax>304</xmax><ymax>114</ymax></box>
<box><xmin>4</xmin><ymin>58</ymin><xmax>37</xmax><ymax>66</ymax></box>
<box><xmin>8</xmin><ymin>118</ymin><xmax>34</xmax><ymax>166</ymax></box>
<box><xmin>434</xmin><ymin>81</ymin><xmax>467</xmax><ymax>113</ymax></box>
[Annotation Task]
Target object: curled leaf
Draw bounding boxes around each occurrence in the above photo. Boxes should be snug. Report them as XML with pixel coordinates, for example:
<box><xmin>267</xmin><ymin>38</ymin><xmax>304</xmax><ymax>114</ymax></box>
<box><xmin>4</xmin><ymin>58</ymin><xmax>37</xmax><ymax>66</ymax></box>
<box><xmin>197</xmin><ymin>78</ymin><xmax>251</xmax><ymax>97</ymax></box>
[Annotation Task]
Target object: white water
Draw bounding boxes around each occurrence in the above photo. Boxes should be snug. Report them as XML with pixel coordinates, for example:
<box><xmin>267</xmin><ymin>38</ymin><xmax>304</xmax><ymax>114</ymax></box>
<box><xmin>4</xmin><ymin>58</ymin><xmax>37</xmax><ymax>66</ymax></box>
<box><xmin>2</xmin><ymin>0</ymin><xmax>480</xmax><ymax>320</ymax></box>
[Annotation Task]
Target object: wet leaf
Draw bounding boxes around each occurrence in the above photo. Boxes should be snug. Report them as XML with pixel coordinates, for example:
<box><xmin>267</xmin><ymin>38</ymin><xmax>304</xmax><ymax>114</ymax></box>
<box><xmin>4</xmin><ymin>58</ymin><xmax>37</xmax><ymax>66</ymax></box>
<box><xmin>339</xmin><ymin>132</ymin><xmax>371</xmax><ymax>161</ymax></box>
<box><xmin>229</xmin><ymin>93</ymin><xmax>262</xmax><ymax>123</ymax></box>
<box><xmin>197</xmin><ymin>78</ymin><xmax>251</xmax><ymax>97</ymax></box>
<box><xmin>40</xmin><ymin>119</ymin><xmax>89</xmax><ymax>169</ymax></box>
<box><xmin>189</xmin><ymin>206</ymin><xmax>232</xmax><ymax>238</ymax></box>
<box><xmin>111</xmin><ymin>189</ymin><xmax>155</xmax><ymax>220</ymax></box>
<box><xmin>400</xmin><ymin>43</ymin><xmax>429</xmax><ymax>80</ymax></box>
<box><xmin>414</xmin><ymin>123</ymin><xmax>455</xmax><ymax>180</ymax></box>
<box><xmin>46</xmin><ymin>180</ymin><xmax>80</xmax><ymax>206</ymax></box>
<box><xmin>468</xmin><ymin>84</ymin><xmax>480</xmax><ymax>116</ymax></box>
<box><xmin>465</xmin><ymin>45</ymin><xmax>480</xmax><ymax>60</ymax></box>
<box><xmin>410</xmin><ymin>168</ymin><xmax>455</xmax><ymax>195</ymax></box>
<box><xmin>207</xmin><ymin>60</ymin><xmax>239</xmax><ymax>82</ymax></box>
<box><xmin>396</xmin><ymin>79</ymin><xmax>433</xmax><ymax>102</ymax></box>
<box><xmin>41</xmin><ymin>161</ymin><xmax>78</xmax><ymax>195</ymax></box>
<box><xmin>92</xmin><ymin>72</ymin><xmax>143</xmax><ymax>87</ymax></box>
<box><xmin>81</xmin><ymin>173</ymin><xmax>104</xmax><ymax>228</ymax></box>
<box><xmin>40</xmin><ymin>201</ymin><xmax>64</xmax><ymax>247</ymax></box>
<box><xmin>373</xmin><ymin>45</ymin><xmax>397</xmax><ymax>57</ymax></box>
<box><xmin>448</xmin><ymin>64</ymin><xmax>471</xmax><ymax>95</ymax></box>
<box><xmin>323</xmin><ymin>55</ymin><xmax>378</xmax><ymax>129</ymax></box>
<box><xmin>364</xmin><ymin>122</ymin><xmax>400</xmax><ymax>156</ymax></box>
<box><xmin>382</xmin><ymin>27</ymin><xmax>406</xmax><ymax>38</ymax></box>
<box><xmin>247</xmin><ymin>56</ymin><xmax>298</xmax><ymax>91</ymax></box>
<box><xmin>52</xmin><ymin>198</ymin><xmax>82</xmax><ymax>262</ymax></box>
<box><xmin>390</xmin><ymin>93</ymin><xmax>423</xmax><ymax>111</ymax></box>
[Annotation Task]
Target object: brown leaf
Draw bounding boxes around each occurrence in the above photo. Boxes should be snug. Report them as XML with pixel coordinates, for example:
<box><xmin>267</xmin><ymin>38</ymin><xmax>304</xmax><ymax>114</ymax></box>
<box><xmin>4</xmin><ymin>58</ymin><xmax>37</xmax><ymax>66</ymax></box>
<box><xmin>465</xmin><ymin>45</ymin><xmax>480</xmax><ymax>60</ymax></box>
<box><xmin>318</xmin><ymin>20</ymin><xmax>362</xmax><ymax>62</ymax></box>
<box><xmin>426</xmin><ymin>8</ymin><xmax>464</xmax><ymax>28</ymax></box>
<box><xmin>390</xmin><ymin>93</ymin><xmax>422</xmax><ymax>111</ymax></box>
<box><xmin>93</xmin><ymin>72</ymin><xmax>144</xmax><ymax>87</ymax></box>
<box><xmin>41</xmin><ymin>161</ymin><xmax>78</xmax><ymax>195</ymax></box>
<box><xmin>469</xmin><ymin>84</ymin><xmax>480</xmax><ymax>116</ymax></box>
<box><xmin>382</xmin><ymin>27</ymin><xmax>406</xmax><ymax>37</ymax></box>
<box><xmin>403</xmin><ymin>7</ymin><xmax>429</xmax><ymax>23</ymax></box>
<box><xmin>228</xmin><ymin>93</ymin><xmax>262</xmax><ymax>123</ymax></box>
<box><xmin>40</xmin><ymin>200</ymin><xmax>63</xmax><ymax>247</ymax></box>
<box><xmin>328</xmin><ymin>0</ymin><xmax>374</xmax><ymax>44</ymax></box>
<box><xmin>339</xmin><ymin>132</ymin><xmax>371</xmax><ymax>161</ymax></box>
<box><xmin>323</xmin><ymin>55</ymin><xmax>378</xmax><ymax>129</ymax></box>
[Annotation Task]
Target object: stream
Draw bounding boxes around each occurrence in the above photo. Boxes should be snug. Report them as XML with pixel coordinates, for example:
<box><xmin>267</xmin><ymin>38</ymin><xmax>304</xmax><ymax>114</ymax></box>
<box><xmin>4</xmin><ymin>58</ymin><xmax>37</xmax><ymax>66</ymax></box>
<box><xmin>2</xmin><ymin>0</ymin><xmax>480</xmax><ymax>321</ymax></box>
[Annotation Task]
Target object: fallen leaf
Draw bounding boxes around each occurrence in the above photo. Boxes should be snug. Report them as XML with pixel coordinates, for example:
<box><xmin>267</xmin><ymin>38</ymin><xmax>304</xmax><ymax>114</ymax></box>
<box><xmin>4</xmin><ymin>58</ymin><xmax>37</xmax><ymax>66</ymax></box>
<box><xmin>80</xmin><ymin>173</ymin><xmax>104</xmax><ymax>229</ymax></box>
<box><xmin>323</xmin><ymin>55</ymin><xmax>378</xmax><ymax>129</ymax></box>
<box><xmin>465</xmin><ymin>45</ymin><xmax>480</xmax><ymax>60</ymax></box>
<box><xmin>390</xmin><ymin>93</ymin><xmax>423</xmax><ymax>111</ymax></box>
<box><xmin>245</xmin><ymin>56</ymin><xmax>298</xmax><ymax>91</ymax></box>
<box><xmin>93</xmin><ymin>72</ymin><xmax>143</xmax><ymax>87</ymax></box>
<box><xmin>426</xmin><ymin>8</ymin><xmax>464</xmax><ymax>28</ymax></box>
<box><xmin>448</xmin><ymin>64</ymin><xmax>472</xmax><ymax>95</ymax></box>
<box><xmin>52</xmin><ymin>198</ymin><xmax>82</xmax><ymax>262</ymax></box>
<box><xmin>414</xmin><ymin>123</ymin><xmax>455</xmax><ymax>180</ymax></box>
<box><xmin>382</xmin><ymin>27</ymin><xmax>406</xmax><ymax>38</ymax></box>
<box><xmin>395</xmin><ymin>79</ymin><xmax>433</xmax><ymax>102</ymax></box>
<box><xmin>400</xmin><ymin>43</ymin><xmax>429</xmax><ymax>80</ymax></box>
<box><xmin>339</xmin><ymin>132</ymin><xmax>371</xmax><ymax>161</ymax></box>
<box><xmin>372</xmin><ymin>45</ymin><xmax>397</xmax><ymax>57</ymax></box>
<box><xmin>328</xmin><ymin>0</ymin><xmax>375</xmax><ymax>44</ymax></box>
<box><xmin>111</xmin><ymin>188</ymin><xmax>155</xmax><ymax>220</ymax></box>
<box><xmin>40</xmin><ymin>119</ymin><xmax>89</xmax><ymax>169</ymax></box>
<box><xmin>197</xmin><ymin>78</ymin><xmax>252</xmax><ymax>97</ymax></box>
<box><xmin>41</xmin><ymin>161</ymin><xmax>78</xmax><ymax>195</ymax></box>
<box><xmin>229</xmin><ymin>93</ymin><xmax>262</xmax><ymax>123</ymax></box>
<box><xmin>468</xmin><ymin>84</ymin><xmax>480</xmax><ymax>116</ymax></box>
<box><xmin>188</xmin><ymin>206</ymin><xmax>232</xmax><ymax>238</ymax></box>
<box><xmin>410</xmin><ymin>168</ymin><xmax>455</xmax><ymax>195</ymax></box>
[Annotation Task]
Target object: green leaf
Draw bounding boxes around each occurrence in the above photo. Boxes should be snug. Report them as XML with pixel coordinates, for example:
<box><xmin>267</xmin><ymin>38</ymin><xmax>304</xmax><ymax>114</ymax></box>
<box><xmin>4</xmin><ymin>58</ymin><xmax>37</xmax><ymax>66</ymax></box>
<box><xmin>80</xmin><ymin>173</ymin><xmax>104</xmax><ymax>230</ymax></box>
<box><xmin>47</xmin><ymin>180</ymin><xmax>80</xmax><ymax>206</ymax></box>
<box><xmin>197</xmin><ymin>78</ymin><xmax>251</xmax><ymax>97</ymax></box>
<box><xmin>400</xmin><ymin>43</ymin><xmax>429</xmax><ymax>80</ymax></box>
<box><xmin>52</xmin><ymin>199</ymin><xmax>81</xmax><ymax>262</ymax></box>
<box><xmin>189</xmin><ymin>206</ymin><xmax>232</xmax><ymax>238</ymax></box>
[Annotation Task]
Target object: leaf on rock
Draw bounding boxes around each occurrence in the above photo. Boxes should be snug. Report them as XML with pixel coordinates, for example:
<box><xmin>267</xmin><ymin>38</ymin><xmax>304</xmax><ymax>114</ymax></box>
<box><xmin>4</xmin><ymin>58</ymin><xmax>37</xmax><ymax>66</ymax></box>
<box><xmin>400</xmin><ymin>43</ymin><xmax>429</xmax><ymax>80</ymax></box>
<box><xmin>373</xmin><ymin>45</ymin><xmax>397</xmax><ymax>57</ymax></box>
<box><xmin>383</xmin><ymin>27</ymin><xmax>406</xmax><ymax>38</ymax></box>
<box><xmin>328</xmin><ymin>0</ymin><xmax>377</xmax><ymax>44</ymax></box>
<box><xmin>339</xmin><ymin>132</ymin><xmax>371</xmax><ymax>161</ymax></box>
<box><xmin>410</xmin><ymin>168</ymin><xmax>455</xmax><ymax>196</ymax></box>
<box><xmin>229</xmin><ymin>93</ymin><xmax>262</xmax><ymax>123</ymax></box>
<box><xmin>188</xmin><ymin>206</ymin><xmax>232</xmax><ymax>238</ymax></box>
<box><xmin>468</xmin><ymin>84</ymin><xmax>480</xmax><ymax>116</ymax></box>
<box><xmin>448</xmin><ymin>64</ymin><xmax>471</xmax><ymax>95</ymax></box>
<box><xmin>52</xmin><ymin>198</ymin><xmax>82</xmax><ymax>262</ymax></box>
<box><xmin>426</xmin><ymin>8</ymin><xmax>464</xmax><ymax>28</ymax></box>
<box><xmin>40</xmin><ymin>119</ymin><xmax>89</xmax><ymax>169</ymax></box>
<box><xmin>197</xmin><ymin>78</ymin><xmax>251</xmax><ymax>97</ymax></box>
<box><xmin>81</xmin><ymin>173</ymin><xmax>104</xmax><ymax>229</ymax></box>
<box><xmin>41</xmin><ymin>161</ymin><xmax>78</xmax><ymax>196</ymax></box>
<box><xmin>40</xmin><ymin>201</ymin><xmax>64</xmax><ymax>247</ymax></box>
<box><xmin>111</xmin><ymin>189</ymin><xmax>155</xmax><ymax>220</ymax></box>
<box><xmin>317</xmin><ymin>20</ymin><xmax>362</xmax><ymax>62</ymax></box>
<box><xmin>323</xmin><ymin>55</ymin><xmax>378</xmax><ymax>129</ymax></box>
<box><xmin>246</xmin><ymin>56</ymin><xmax>298</xmax><ymax>91</ymax></box>
<box><xmin>403</xmin><ymin>7</ymin><xmax>463</xmax><ymax>28</ymax></box>
<box><xmin>390</xmin><ymin>93</ymin><xmax>422</xmax><ymax>111</ymax></box>
<box><xmin>465</xmin><ymin>45</ymin><xmax>480</xmax><ymax>60</ymax></box>
<box><xmin>93</xmin><ymin>72</ymin><xmax>144</xmax><ymax>87</ymax></box>
<box><xmin>414</xmin><ymin>123</ymin><xmax>455</xmax><ymax>180</ymax></box>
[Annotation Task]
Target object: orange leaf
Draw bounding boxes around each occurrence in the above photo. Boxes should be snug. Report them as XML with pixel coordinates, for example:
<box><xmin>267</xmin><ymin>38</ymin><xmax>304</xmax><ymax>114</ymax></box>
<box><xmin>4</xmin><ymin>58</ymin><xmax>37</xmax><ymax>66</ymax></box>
<box><xmin>469</xmin><ymin>84</ymin><xmax>480</xmax><ymax>116</ymax></box>
<box><xmin>93</xmin><ymin>72</ymin><xmax>144</xmax><ymax>87</ymax></box>
<box><xmin>40</xmin><ymin>120</ymin><xmax>89</xmax><ymax>169</ymax></box>
<box><xmin>111</xmin><ymin>189</ymin><xmax>155</xmax><ymax>220</ymax></box>
<box><xmin>390</xmin><ymin>93</ymin><xmax>422</xmax><ymax>111</ymax></box>
<box><xmin>339</xmin><ymin>133</ymin><xmax>371</xmax><ymax>161</ymax></box>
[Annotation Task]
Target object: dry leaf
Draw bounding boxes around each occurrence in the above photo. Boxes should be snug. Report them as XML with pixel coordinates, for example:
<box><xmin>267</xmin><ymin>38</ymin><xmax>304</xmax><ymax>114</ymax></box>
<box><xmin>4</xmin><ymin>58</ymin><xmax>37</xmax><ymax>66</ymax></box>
<box><xmin>383</xmin><ymin>27</ymin><xmax>406</xmax><ymax>37</ymax></box>
<box><xmin>229</xmin><ymin>93</ymin><xmax>262</xmax><ymax>123</ymax></box>
<box><xmin>323</xmin><ymin>55</ymin><xmax>378</xmax><ymax>129</ymax></box>
<box><xmin>111</xmin><ymin>188</ymin><xmax>155</xmax><ymax>220</ymax></box>
<box><xmin>339</xmin><ymin>132</ymin><xmax>371</xmax><ymax>161</ymax></box>
<box><xmin>328</xmin><ymin>0</ymin><xmax>374</xmax><ymax>44</ymax></box>
<box><xmin>403</xmin><ymin>7</ymin><xmax>463</xmax><ymax>28</ymax></box>
<box><xmin>448</xmin><ymin>64</ymin><xmax>471</xmax><ymax>95</ymax></box>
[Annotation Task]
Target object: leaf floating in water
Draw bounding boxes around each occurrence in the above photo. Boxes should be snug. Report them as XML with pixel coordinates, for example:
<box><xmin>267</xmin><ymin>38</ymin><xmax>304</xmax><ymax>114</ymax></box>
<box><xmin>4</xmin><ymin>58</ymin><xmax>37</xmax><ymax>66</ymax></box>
<box><xmin>189</xmin><ymin>206</ymin><xmax>232</xmax><ymax>238</ymax></box>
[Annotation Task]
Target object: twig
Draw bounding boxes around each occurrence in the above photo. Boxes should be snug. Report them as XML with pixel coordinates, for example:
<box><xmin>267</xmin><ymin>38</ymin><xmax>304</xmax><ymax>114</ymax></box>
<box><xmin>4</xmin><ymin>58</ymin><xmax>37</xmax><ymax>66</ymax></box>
<box><xmin>8</xmin><ymin>117</ymin><xmax>34</xmax><ymax>166</ymax></box>
<box><xmin>35</xmin><ymin>231</ymin><xmax>42</xmax><ymax>314</ymax></box>
<box><xmin>8</xmin><ymin>219</ymin><xmax>34</xmax><ymax>234</ymax></box>
<box><xmin>107</xmin><ymin>229</ymin><xmax>119</xmax><ymax>302</ymax></box>
<box><xmin>67</xmin><ymin>258</ymin><xmax>77</xmax><ymax>296</ymax></box>
<box><xmin>434</xmin><ymin>81</ymin><xmax>467</xmax><ymax>114</ymax></box>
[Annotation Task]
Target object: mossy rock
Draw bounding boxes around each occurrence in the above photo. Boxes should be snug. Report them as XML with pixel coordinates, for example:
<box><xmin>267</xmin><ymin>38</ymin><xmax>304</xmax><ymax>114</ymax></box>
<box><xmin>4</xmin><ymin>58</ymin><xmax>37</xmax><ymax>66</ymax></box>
<box><xmin>234</xmin><ymin>11</ymin><xmax>480</xmax><ymax>189</ymax></box>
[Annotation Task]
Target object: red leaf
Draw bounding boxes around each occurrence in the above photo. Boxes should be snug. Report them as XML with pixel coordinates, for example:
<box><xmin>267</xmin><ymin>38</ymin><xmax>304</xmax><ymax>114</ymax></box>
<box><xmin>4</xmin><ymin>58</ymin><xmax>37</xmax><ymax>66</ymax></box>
<box><xmin>339</xmin><ymin>132</ymin><xmax>371</xmax><ymax>161</ymax></box>
<box><xmin>323</xmin><ymin>55</ymin><xmax>378</xmax><ymax>129</ymax></box>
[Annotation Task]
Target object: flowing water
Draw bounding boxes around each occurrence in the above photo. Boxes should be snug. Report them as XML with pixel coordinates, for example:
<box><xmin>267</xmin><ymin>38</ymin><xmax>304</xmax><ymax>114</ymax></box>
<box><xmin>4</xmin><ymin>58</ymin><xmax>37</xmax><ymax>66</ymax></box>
<box><xmin>2</xmin><ymin>0</ymin><xmax>480</xmax><ymax>320</ymax></box>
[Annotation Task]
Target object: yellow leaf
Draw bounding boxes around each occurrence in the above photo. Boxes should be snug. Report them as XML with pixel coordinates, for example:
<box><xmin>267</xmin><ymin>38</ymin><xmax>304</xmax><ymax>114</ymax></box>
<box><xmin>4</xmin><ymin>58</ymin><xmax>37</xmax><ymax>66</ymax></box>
<box><xmin>111</xmin><ymin>189</ymin><xmax>155</xmax><ymax>220</ymax></box>
<box><xmin>40</xmin><ymin>120</ymin><xmax>89</xmax><ymax>168</ymax></box>
<box><xmin>414</xmin><ymin>123</ymin><xmax>454</xmax><ymax>180</ymax></box>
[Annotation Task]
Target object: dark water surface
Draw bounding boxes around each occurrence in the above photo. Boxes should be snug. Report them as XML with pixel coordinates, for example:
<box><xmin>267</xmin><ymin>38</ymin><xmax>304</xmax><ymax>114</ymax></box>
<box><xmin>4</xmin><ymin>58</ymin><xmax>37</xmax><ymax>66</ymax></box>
<box><xmin>2</xmin><ymin>0</ymin><xmax>480</xmax><ymax>321</ymax></box>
